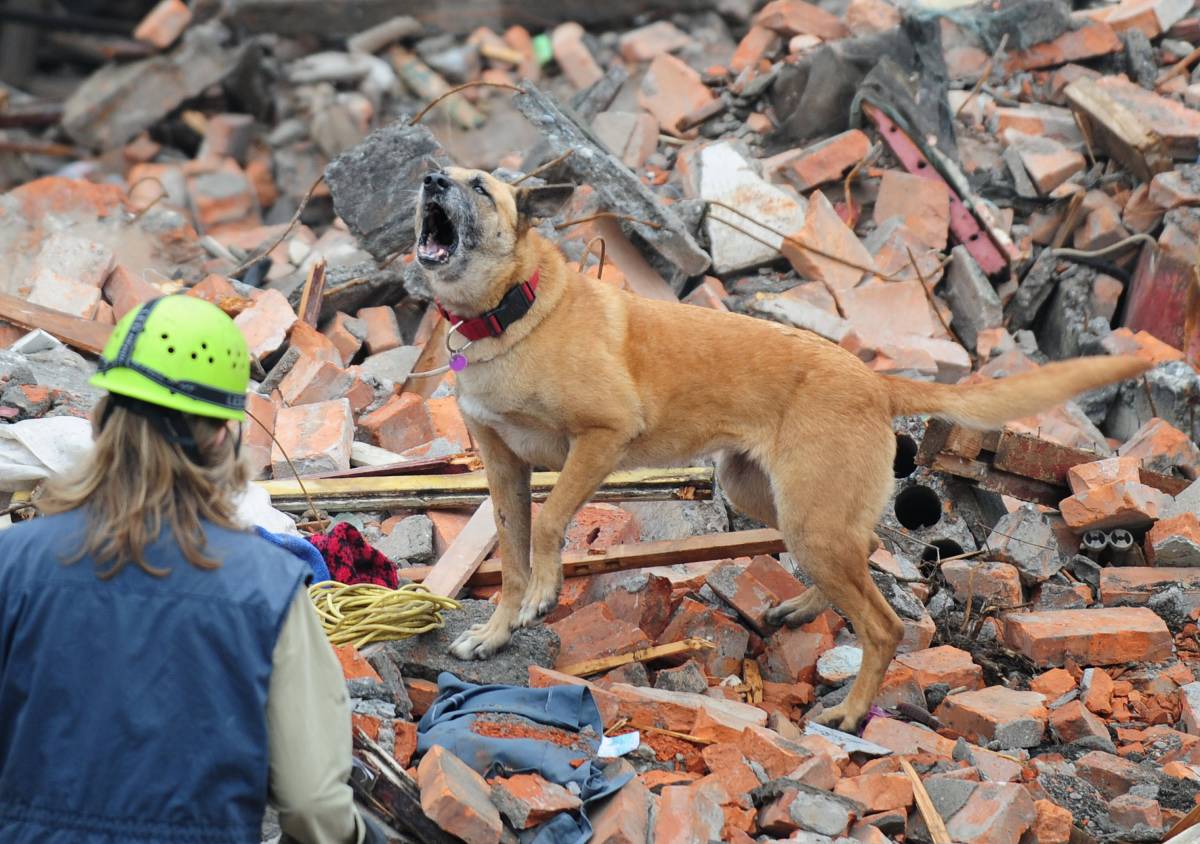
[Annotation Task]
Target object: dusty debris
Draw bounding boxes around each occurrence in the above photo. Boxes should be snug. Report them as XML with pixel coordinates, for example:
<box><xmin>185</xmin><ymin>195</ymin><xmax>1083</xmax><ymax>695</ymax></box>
<box><xmin>6</xmin><ymin>0</ymin><xmax>1200</xmax><ymax>841</ymax></box>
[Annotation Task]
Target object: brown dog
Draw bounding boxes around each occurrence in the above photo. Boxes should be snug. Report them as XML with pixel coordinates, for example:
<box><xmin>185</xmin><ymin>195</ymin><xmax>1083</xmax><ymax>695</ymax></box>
<box><xmin>414</xmin><ymin>166</ymin><xmax>1150</xmax><ymax>731</ymax></box>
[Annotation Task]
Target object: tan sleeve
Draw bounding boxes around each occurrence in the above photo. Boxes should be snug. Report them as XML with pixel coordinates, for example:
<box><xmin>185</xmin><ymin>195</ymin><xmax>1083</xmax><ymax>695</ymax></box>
<box><xmin>267</xmin><ymin>588</ymin><xmax>366</xmax><ymax>844</ymax></box>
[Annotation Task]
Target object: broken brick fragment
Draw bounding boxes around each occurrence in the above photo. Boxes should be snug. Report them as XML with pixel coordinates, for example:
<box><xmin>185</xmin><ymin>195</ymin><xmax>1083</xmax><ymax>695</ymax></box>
<box><xmin>271</xmin><ymin>398</ymin><xmax>353</xmax><ymax>477</ymax></box>
<box><xmin>549</xmin><ymin>602</ymin><xmax>650</xmax><ymax>670</ymax></box>
<box><xmin>133</xmin><ymin>0</ymin><xmax>192</xmax><ymax>49</ymax></box>
<box><xmin>490</xmin><ymin>772</ymin><xmax>582</xmax><ymax>830</ymax></box>
<box><xmin>418</xmin><ymin>745</ymin><xmax>502</xmax><ymax>844</ymax></box>
<box><xmin>638</xmin><ymin>54</ymin><xmax>715</xmax><ymax>139</ymax></box>
<box><xmin>894</xmin><ymin>645</ymin><xmax>984</xmax><ymax>691</ymax></box>
<box><xmin>1003</xmin><ymin>607</ymin><xmax>1174</xmax><ymax>667</ymax></box>
<box><xmin>1049</xmin><ymin>699</ymin><xmax>1113</xmax><ymax>748</ymax></box>
<box><xmin>935</xmin><ymin>686</ymin><xmax>1048</xmax><ymax>748</ymax></box>
<box><xmin>1060</xmin><ymin>480</ymin><xmax>1172</xmax><ymax>530</ymax></box>
<box><xmin>356</xmin><ymin>393</ymin><xmax>436</xmax><ymax>454</ymax></box>
<box><xmin>833</xmin><ymin>773</ymin><xmax>913</xmax><ymax>813</ymax></box>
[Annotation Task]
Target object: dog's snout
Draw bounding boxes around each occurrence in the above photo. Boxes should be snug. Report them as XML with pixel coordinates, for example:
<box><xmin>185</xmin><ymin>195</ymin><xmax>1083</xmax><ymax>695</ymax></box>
<box><xmin>423</xmin><ymin>172</ymin><xmax>452</xmax><ymax>194</ymax></box>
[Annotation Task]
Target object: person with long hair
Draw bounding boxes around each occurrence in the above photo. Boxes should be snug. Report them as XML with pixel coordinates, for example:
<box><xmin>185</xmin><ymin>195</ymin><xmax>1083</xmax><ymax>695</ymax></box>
<box><xmin>0</xmin><ymin>295</ymin><xmax>372</xmax><ymax>843</ymax></box>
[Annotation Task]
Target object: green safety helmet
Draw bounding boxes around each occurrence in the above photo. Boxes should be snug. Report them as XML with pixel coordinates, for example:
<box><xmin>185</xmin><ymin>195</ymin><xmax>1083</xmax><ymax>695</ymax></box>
<box><xmin>90</xmin><ymin>295</ymin><xmax>250</xmax><ymax>421</ymax></box>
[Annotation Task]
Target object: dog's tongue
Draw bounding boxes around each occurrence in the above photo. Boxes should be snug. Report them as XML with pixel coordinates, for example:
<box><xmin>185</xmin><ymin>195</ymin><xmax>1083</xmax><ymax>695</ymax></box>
<box><xmin>418</xmin><ymin>241</ymin><xmax>451</xmax><ymax>262</ymax></box>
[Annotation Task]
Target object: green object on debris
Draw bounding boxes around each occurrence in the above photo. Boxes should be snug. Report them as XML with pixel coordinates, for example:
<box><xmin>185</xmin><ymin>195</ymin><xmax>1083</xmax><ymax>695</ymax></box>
<box><xmin>90</xmin><ymin>295</ymin><xmax>250</xmax><ymax>421</ymax></box>
<box><xmin>532</xmin><ymin>33</ymin><xmax>554</xmax><ymax>66</ymax></box>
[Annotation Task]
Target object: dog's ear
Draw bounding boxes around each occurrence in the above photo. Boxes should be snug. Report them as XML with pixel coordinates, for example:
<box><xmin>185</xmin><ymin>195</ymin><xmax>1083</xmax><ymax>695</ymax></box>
<box><xmin>514</xmin><ymin>183</ymin><xmax>574</xmax><ymax>223</ymax></box>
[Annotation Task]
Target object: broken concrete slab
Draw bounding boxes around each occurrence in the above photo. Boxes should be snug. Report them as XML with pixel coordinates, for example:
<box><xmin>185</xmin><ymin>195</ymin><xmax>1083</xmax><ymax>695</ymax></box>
<box><xmin>511</xmin><ymin>81</ymin><xmax>710</xmax><ymax>291</ymax></box>
<box><xmin>940</xmin><ymin>246</ymin><xmax>1003</xmax><ymax>352</ymax></box>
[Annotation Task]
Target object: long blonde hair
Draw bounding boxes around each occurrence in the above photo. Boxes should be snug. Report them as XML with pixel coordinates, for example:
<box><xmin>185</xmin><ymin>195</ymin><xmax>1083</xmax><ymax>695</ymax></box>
<box><xmin>38</xmin><ymin>395</ymin><xmax>249</xmax><ymax>578</ymax></box>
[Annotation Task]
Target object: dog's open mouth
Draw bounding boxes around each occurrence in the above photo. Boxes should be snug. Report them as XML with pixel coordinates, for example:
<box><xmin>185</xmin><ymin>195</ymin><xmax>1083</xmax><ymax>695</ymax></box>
<box><xmin>418</xmin><ymin>201</ymin><xmax>458</xmax><ymax>265</ymax></box>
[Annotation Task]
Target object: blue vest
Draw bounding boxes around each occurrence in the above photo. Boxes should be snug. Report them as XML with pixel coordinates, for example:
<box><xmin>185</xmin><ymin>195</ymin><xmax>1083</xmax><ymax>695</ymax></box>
<box><xmin>0</xmin><ymin>509</ymin><xmax>308</xmax><ymax>844</ymax></box>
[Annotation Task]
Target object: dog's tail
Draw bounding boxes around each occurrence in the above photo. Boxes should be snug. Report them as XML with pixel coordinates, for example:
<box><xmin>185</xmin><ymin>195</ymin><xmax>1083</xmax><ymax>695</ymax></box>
<box><xmin>883</xmin><ymin>355</ymin><xmax>1152</xmax><ymax>429</ymax></box>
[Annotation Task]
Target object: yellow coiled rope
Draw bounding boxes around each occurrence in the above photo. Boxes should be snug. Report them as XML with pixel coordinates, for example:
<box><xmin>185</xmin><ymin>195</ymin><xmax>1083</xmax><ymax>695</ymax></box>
<box><xmin>308</xmin><ymin>581</ymin><xmax>461</xmax><ymax>648</ymax></box>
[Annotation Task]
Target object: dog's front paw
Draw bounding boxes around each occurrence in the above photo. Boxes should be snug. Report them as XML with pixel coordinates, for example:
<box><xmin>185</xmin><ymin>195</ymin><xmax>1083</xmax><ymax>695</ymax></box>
<box><xmin>450</xmin><ymin>622</ymin><xmax>512</xmax><ymax>660</ymax></box>
<box><xmin>516</xmin><ymin>579</ymin><xmax>561</xmax><ymax>628</ymax></box>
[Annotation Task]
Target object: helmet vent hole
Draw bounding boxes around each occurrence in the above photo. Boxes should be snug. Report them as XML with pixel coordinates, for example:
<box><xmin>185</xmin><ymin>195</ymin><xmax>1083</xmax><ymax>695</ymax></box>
<box><xmin>201</xmin><ymin>342</ymin><xmax>207</xmax><ymax>350</ymax></box>
<box><xmin>208</xmin><ymin>356</ymin><xmax>214</xmax><ymax>364</ymax></box>
<box><xmin>191</xmin><ymin>352</ymin><xmax>197</xmax><ymax>359</ymax></box>
<box><xmin>161</xmin><ymin>333</ymin><xmax>168</xmax><ymax>340</ymax></box>
<box><xmin>167</xmin><ymin>346</ymin><xmax>175</xmax><ymax>354</ymax></box>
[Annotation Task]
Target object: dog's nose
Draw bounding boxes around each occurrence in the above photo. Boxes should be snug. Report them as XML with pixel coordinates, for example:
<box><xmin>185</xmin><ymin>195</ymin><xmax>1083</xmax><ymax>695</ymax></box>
<box><xmin>423</xmin><ymin>172</ymin><xmax>452</xmax><ymax>194</ymax></box>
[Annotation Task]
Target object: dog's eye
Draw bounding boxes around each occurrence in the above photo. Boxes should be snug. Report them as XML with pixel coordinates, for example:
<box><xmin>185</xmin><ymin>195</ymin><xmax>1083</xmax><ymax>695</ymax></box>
<box><xmin>473</xmin><ymin>183</ymin><xmax>488</xmax><ymax>197</ymax></box>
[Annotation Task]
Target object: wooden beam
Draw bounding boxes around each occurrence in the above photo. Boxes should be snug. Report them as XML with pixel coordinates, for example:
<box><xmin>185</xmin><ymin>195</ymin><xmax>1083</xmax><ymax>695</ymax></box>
<box><xmin>0</xmin><ymin>292</ymin><xmax>112</xmax><ymax>355</ymax></box>
<box><xmin>900</xmin><ymin>758</ymin><xmax>952</xmax><ymax>844</ymax></box>
<box><xmin>421</xmin><ymin>498</ymin><xmax>497</xmax><ymax>598</ymax></box>
<box><xmin>397</xmin><ymin>527</ymin><xmax>787</xmax><ymax>588</ymax></box>
<box><xmin>258</xmin><ymin>466</ymin><xmax>713</xmax><ymax>512</ymax></box>
<box><xmin>297</xmin><ymin>258</ymin><xmax>327</xmax><ymax>328</ymax></box>
<box><xmin>558</xmin><ymin>638</ymin><xmax>716</xmax><ymax>677</ymax></box>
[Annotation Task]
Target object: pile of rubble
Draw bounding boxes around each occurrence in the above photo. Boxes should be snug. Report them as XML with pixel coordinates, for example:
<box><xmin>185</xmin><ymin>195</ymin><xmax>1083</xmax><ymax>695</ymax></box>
<box><xmin>5</xmin><ymin>0</ymin><xmax>1200</xmax><ymax>842</ymax></box>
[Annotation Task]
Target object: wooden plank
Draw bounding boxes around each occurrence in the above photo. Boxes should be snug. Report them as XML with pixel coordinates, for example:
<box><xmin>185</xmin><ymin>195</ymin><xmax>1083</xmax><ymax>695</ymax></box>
<box><xmin>397</xmin><ymin>527</ymin><xmax>788</xmax><ymax>588</ymax></box>
<box><xmin>900</xmin><ymin>758</ymin><xmax>952</xmax><ymax>844</ymax></box>
<box><xmin>297</xmin><ymin>258</ymin><xmax>327</xmax><ymax>328</ymax></box>
<box><xmin>421</xmin><ymin>498</ymin><xmax>497</xmax><ymax>598</ymax></box>
<box><xmin>1065</xmin><ymin>78</ymin><xmax>1173</xmax><ymax>182</ymax></box>
<box><xmin>258</xmin><ymin>466</ymin><xmax>714</xmax><ymax>512</ymax></box>
<box><xmin>558</xmin><ymin>638</ymin><xmax>716</xmax><ymax>677</ymax></box>
<box><xmin>351</xmin><ymin>730</ymin><xmax>459</xmax><ymax>844</ymax></box>
<box><xmin>993</xmin><ymin>430</ymin><xmax>1189</xmax><ymax>496</ymax></box>
<box><xmin>743</xmin><ymin>658</ymin><xmax>763</xmax><ymax>704</ymax></box>
<box><xmin>0</xmin><ymin>291</ymin><xmax>112</xmax><ymax>355</ymax></box>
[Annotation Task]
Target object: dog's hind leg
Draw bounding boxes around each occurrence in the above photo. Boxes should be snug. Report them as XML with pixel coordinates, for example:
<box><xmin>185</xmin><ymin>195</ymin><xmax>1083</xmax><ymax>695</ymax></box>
<box><xmin>720</xmin><ymin>451</ymin><xmax>837</xmax><ymax>628</ymax></box>
<box><xmin>450</xmin><ymin>423</ymin><xmax>532</xmax><ymax>660</ymax></box>
<box><xmin>766</xmin><ymin>418</ymin><xmax>902</xmax><ymax>732</ymax></box>
<box><xmin>517</xmin><ymin>430</ymin><xmax>628</xmax><ymax>627</ymax></box>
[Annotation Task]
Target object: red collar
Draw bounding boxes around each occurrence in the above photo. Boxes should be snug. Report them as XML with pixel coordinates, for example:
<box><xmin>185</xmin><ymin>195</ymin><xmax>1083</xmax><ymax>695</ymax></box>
<box><xmin>436</xmin><ymin>270</ymin><xmax>540</xmax><ymax>342</ymax></box>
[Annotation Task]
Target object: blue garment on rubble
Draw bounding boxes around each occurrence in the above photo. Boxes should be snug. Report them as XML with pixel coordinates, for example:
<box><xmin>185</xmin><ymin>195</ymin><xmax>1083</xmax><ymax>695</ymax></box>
<box><xmin>417</xmin><ymin>673</ymin><xmax>634</xmax><ymax>844</ymax></box>
<box><xmin>253</xmin><ymin>525</ymin><xmax>330</xmax><ymax>583</ymax></box>
<box><xmin>0</xmin><ymin>509</ymin><xmax>307</xmax><ymax>844</ymax></box>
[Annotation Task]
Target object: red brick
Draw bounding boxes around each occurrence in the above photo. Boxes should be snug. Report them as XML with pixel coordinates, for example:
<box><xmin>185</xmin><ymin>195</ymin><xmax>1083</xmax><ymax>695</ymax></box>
<box><xmin>288</xmin><ymin>321</ymin><xmax>342</xmax><ymax>367</ymax></box>
<box><xmin>1060</xmin><ymin>480</ymin><xmax>1172</xmax><ymax>530</ymax></box>
<box><xmin>322</xmin><ymin>312</ymin><xmax>366</xmax><ymax>366</ymax></box>
<box><xmin>945</xmin><ymin>782</ymin><xmax>1036</xmax><ymax>844</ymax></box>
<box><xmin>1099</xmin><ymin>567</ymin><xmax>1200</xmax><ymax>603</ymax></box>
<box><xmin>618</xmin><ymin>21</ymin><xmax>692</xmax><ymax>63</ymax></box>
<box><xmin>278</xmin><ymin>354</ymin><xmax>355</xmax><ymax>407</ymax></box>
<box><xmin>761</xmin><ymin>626</ymin><xmax>833</xmax><ymax>684</ymax></box>
<box><xmin>185</xmin><ymin>158</ymin><xmax>260</xmax><ymax>234</ymax></box>
<box><xmin>741</xmin><ymin>724</ymin><xmax>809</xmax><ymax>779</ymax></box>
<box><xmin>1049</xmin><ymin>699</ymin><xmax>1111</xmax><ymax>745</ymax></box>
<box><xmin>392</xmin><ymin>720</ymin><xmax>417</xmax><ymax>767</ymax></box>
<box><xmin>357</xmin><ymin>393</ymin><xmax>436</xmax><ymax>454</ymax></box>
<box><xmin>787</xmin><ymin>751</ymin><xmax>841</xmax><ymax>790</ymax></box>
<box><xmin>638</xmin><ymin>54</ymin><xmax>716</xmax><ymax>139</ymax></box>
<box><xmin>835</xmin><ymin>773</ymin><xmax>913</xmax><ymax>814</ymax></box>
<box><xmin>26</xmin><ymin>273</ymin><xmax>101</xmax><ymax>319</ymax></box>
<box><xmin>1030</xmin><ymin>668</ymin><xmax>1077</xmax><ymax>699</ymax></box>
<box><xmin>1101</xmin><ymin>326</ymin><xmax>1186</xmax><ymax>366</ymax></box>
<box><xmin>657</xmin><ymin>598</ymin><xmax>750</xmax><ymax>678</ymax></box>
<box><xmin>1082</xmin><ymin>667</ymin><xmax>1115</xmax><ymax>716</ymax></box>
<box><xmin>682</xmin><ymin>276</ymin><xmax>729</xmax><ymax>311</ymax></box>
<box><xmin>841</xmin><ymin>281</ymin><xmax>940</xmax><ymax>339</ymax></box>
<box><xmin>589</xmin><ymin>768</ymin><xmax>650</xmax><ymax>844</ymax></box>
<box><xmin>941</xmin><ymin>559</ymin><xmax>1023</xmax><ymax>608</ymax></box>
<box><xmin>551</xmin><ymin>22</ymin><xmax>603</xmax><ymax>90</ymax></box>
<box><xmin>133</xmin><ymin>0</ymin><xmax>192</xmax><ymax>49</ymax></box>
<box><xmin>1074</xmin><ymin>749</ymin><xmax>1150</xmax><ymax>799</ymax></box>
<box><xmin>417</xmin><ymin>745</ymin><xmax>502</xmax><ymax>844</ymax></box>
<box><xmin>592</xmin><ymin>112</ymin><xmax>661</xmax><ymax>171</ymax></box>
<box><xmin>1124</xmin><ymin>183</ymin><xmax>1165</xmax><ymax>233</ymax></box>
<box><xmin>705</xmin><ymin>555</ymin><xmax>804</xmax><ymax>636</ymax></box>
<box><xmin>780</xmin><ymin>130</ymin><xmax>871</xmax><ymax>192</ymax></box>
<box><xmin>584</xmin><ymin>571</ymin><xmax>674</xmax><ymax>640</ymax></box>
<box><xmin>102</xmin><ymin>265</ymin><xmax>161</xmax><ymax>320</ymax></box>
<box><xmin>935</xmin><ymin>686</ymin><xmax>1048</xmax><ymax>747</ymax></box>
<box><xmin>426</xmin><ymin>396</ymin><xmax>472</xmax><ymax>452</ymax></box>
<box><xmin>201</xmin><ymin>113</ymin><xmax>254</xmax><ymax>164</ymax></box>
<box><xmin>333</xmin><ymin>644</ymin><xmax>381</xmax><ymax>683</ymax></box>
<box><xmin>355</xmin><ymin>305</ymin><xmax>403</xmax><ymax>356</ymax></box>
<box><xmin>491</xmin><ymin>772</ymin><xmax>582</xmax><ymax>829</ymax></box>
<box><xmin>873</xmin><ymin>170</ymin><xmax>951</xmax><ymax>250</ymax></box>
<box><xmin>895</xmin><ymin>645</ymin><xmax>984</xmax><ymax>691</ymax></box>
<box><xmin>1003</xmin><ymin>607</ymin><xmax>1174</xmax><ymax>667</ymax></box>
<box><xmin>652</xmin><ymin>784</ymin><xmax>723</xmax><ymax>844</ymax></box>
<box><xmin>1149</xmin><ymin>513</ymin><xmax>1200</xmax><ymax>567</ymax></box>
<box><xmin>846</xmin><ymin>0</ymin><xmax>901</xmax><ymax>33</ymax></box>
<box><xmin>1030</xmin><ymin>798</ymin><xmax>1073</xmax><ymax>844</ymax></box>
<box><xmin>550</xmin><ymin>602</ymin><xmax>651</xmax><ymax>670</ymax></box>
<box><xmin>1006</xmin><ymin>132</ymin><xmax>1086</xmax><ymax>195</ymax></box>
<box><xmin>1074</xmin><ymin>202</ymin><xmax>1130</xmax><ymax>252</ymax></box>
<box><xmin>1005</xmin><ymin>22</ymin><xmax>1122</xmax><ymax>72</ymax></box>
<box><xmin>271</xmin><ymin>398</ymin><xmax>353</xmax><ymax>477</ymax></box>
<box><xmin>700</xmin><ymin>743</ymin><xmax>761</xmax><ymax>796</ymax></box>
<box><xmin>234</xmin><ymin>288</ymin><xmax>297</xmax><ymax>361</ymax></box>
<box><xmin>755</xmin><ymin>0</ymin><xmax>850</xmax><ymax>40</ymax></box>
<box><xmin>783</xmin><ymin>189</ymin><xmax>875</xmax><ymax>291</ymax></box>
<box><xmin>730</xmin><ymin>25</ymin><xmax>781</xmax><ymax>73</ymax></box>
<box><xmin>188</xmin><ymin>273</ymin><xmax>240</xmax><ymax>306</ymax></box>
<box><xmin>1119</xmin><ymin>417</ymin><xmax>1200</xmax><ymax>478</ymax></box>
<box><xmin>1110</xmin><ymin>793</ymin><xmax>1162</xmax><ymax>833</ymax></box>
<box><xmin>1067</xmin><ymin>456</ymin><xmax>1142</xmax><ymax>495</ymax></box>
